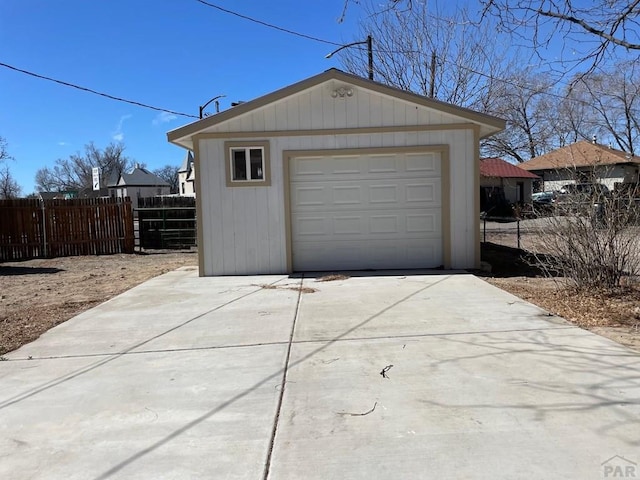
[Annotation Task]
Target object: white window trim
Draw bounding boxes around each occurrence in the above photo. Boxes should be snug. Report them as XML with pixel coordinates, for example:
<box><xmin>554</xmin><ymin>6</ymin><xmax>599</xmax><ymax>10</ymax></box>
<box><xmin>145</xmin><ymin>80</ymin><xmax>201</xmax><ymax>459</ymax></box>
<box><xmin>225</xmin><ymin>140</ymin><xmax>271</xmax><ymax>187</ymax></box>
<box><xmin>231</xmin><ymin>146</ymin><xmax>264</xmax><ymax>182</ymax></box>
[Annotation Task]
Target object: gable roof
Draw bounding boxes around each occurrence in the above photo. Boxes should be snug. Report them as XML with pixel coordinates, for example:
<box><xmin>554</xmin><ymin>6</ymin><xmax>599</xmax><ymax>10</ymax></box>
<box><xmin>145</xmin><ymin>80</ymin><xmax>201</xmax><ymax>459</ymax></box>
<box><xmin>117</xmin><ymin>166</ymin><xmax>170</xmax><ymax>187</ymax></box>
<box><xmin>105</xmin><ymin>171</ymin><xmax>120</xmax><ymax>188</ymax></box>
<box><xmin>520</xmin><ymin>140</ymin><xmax>640</xmax><ymax>171</ymax></box>
<box><xmin>480</xmin><ymin>157</ymin><xmax>539</xmax><ymax>179</ymax></box>
<box><xmin>168</xmin><ymin>69</ymin><xmax>505</xmax><ymax>149</ymax></box>
<box><xmin>179</xmin><ymin>151</ymin><xmax>194</xmax><ymax>173</ymax></box>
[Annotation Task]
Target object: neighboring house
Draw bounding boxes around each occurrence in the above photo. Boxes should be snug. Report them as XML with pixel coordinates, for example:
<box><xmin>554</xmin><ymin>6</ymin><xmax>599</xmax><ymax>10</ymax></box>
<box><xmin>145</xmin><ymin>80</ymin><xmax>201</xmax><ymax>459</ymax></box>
<box><xmin>519</xmin><ymin>139</ymin><xmax>640</xmax><ymax>192</ymax></box>
<box><xmin>38</xmin><ymin>191</ymin><xmax>76</xmax><ymax>200</ymax></box>
<box><xmin>178</xmin><ymin>151</ymin><xmax>196</xmax><ymax>196</ymax></box>
<box><xmin>479</xmin><ymin>157</ymin><xmax>539</xmax><ymax>211</ymax></box>
<box><xmin>111</xmin><ymin>165</ymin><xmax>171</xmax><ymax>209</ymax></box>
<box><xmin>77</xmin><ymin>186</ymin><xmax>111</xmax><ymax>198</ymax></box>
<box><xmin>167</xmin><ymin>69</ymin><xmax>505</xmax><ymax>276</ymax></box>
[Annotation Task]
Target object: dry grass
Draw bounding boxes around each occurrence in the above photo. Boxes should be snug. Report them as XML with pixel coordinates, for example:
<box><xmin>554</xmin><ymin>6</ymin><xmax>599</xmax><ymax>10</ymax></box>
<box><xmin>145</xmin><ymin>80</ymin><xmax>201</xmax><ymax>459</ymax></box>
<box><xmin>0</xmin><ymin>252</ymin><xmax>197</xmax><ymax>355</ymax></box>
<box><xmin>254</xmin><ymin>284</ymin><xmax>317</xmax><ymax>294</ymax></box>
<box><xmin>481</xmin><ymin>241</ymin><xmax>640</xmax><ymax>351</ymax></box>
<box><xmin>316</xmin><ymin>274</ymin><xmax>350</xmax><ymax>282</ymax></box>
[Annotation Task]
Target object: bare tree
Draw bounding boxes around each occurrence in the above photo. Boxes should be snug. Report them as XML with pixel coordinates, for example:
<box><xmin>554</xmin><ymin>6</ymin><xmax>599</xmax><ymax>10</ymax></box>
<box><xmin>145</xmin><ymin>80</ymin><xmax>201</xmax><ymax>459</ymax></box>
<box><xmin>530</xmin><ymin>174</ymin><xmax>640</xmax><ymax>290</ymax></box>
<box><xmin>0</xmin><ymin>136</ymin><xmax>12</xmax><ymax>163</ymax></box>
<box><xmin>339</xmin><ymin>0</ymin><xmax>412</xmax><ymax>23</ymax></box>
<box><xmin>339</xmin><ymin>2</ymin><xmax>509</xmax><ymax>111</ymax></box>
<box><xmin>551</xmin><ymin>86</ymin><xmax>596</xmax><ymax>147</ymax></box>
<box><xmin>566</xmin><ymin>61</ymin><xmax>640</xmax><ymax>155</ymax></box>
<box><xmin>337</xmin><ymin>2</ymin><xmax>570</xmax><ymax>164</ymax></box>
<box><xmin>35</xmin><ymin>142</ymin><xmax>134</xmax><ymax>192</ymax></box>
<box><xmin>482</xmin><ymin>69</ymin><xmax>559</xmax><ymax>162</ymax></box>
<box><xmin>0</xmin><ymin>136</ymin><xmax>22</xmax><ymax>199</ymax></box>
<box><xmin>0</xmin><ymin>166</ymin><xmax>21</xmax><ymax>199</ymax></box>
<box><xmin>481</xmin><ymin>0</ymin><xmax>640</xmax><ymax>71</ymax></box>
<box><xmin>153</xmin><ymin>165</ymin><xmax>180</xmax><ymax>194</ymax></box>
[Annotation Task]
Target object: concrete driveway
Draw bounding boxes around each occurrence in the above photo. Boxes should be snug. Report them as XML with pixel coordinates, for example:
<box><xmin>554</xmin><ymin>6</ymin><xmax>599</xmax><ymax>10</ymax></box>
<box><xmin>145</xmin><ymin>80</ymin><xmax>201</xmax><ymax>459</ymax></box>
<box><xmin>1</xmin><ymin>269</ymin><xmax>639</xmax><ymax>479</ymax></box>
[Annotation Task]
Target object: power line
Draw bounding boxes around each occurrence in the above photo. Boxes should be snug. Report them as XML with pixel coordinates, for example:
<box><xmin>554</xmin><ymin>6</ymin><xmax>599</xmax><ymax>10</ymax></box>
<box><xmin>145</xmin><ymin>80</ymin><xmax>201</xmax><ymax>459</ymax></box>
<box><xmin>194</xmin><ymin>0</ymin><xmax>343</xmax><ymax>47</ymax></box>
<box><xmin>0</xmin><ymin>0</ymin><xmax>618</xmax><ymax>124</ymax></box>
<box><xmin>191</xmin><ymin>0</ymin><xmax>599</xmax><ymax>106</ymax></box>
<box><xmin>0</xmin><ymin>61</ymin><xmax>199</xmax><ymax>119</ymax></box>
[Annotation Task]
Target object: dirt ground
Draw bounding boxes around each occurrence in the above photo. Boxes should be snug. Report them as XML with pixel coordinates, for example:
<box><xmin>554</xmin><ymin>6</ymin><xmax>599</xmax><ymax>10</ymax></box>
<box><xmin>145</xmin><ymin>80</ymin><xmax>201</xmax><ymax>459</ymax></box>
<box><xmin>0</xmin><ymin>251</ymin><xmax>197</xmax><ymax>355</ymax></box>
<box><xmin>1</xmin><ymin>244</ymin><xmax>639</xmax><ymax>355</ymax></box>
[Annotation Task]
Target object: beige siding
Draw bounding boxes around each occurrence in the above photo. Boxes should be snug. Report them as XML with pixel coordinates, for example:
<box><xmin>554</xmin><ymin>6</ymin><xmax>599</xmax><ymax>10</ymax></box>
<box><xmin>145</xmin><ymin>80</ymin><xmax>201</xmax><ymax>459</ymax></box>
<box><xmin>197</xmin><ymin>138</ymin><xmax>286</xmax><ymax>275</ymax></box>
<box><xmin>198</xmin><ymin>127</ymin><xmax>476</xmax><ymax>275</ymax></box>
<box><xmin>201</xmin><ymin>83</ymin><xmax>462</xmax><ymax>135</ymax></box>
<box><xmin>192</xmin><ymin>78</ymin><xmax>491</xmax><ymax>275</ymax></box>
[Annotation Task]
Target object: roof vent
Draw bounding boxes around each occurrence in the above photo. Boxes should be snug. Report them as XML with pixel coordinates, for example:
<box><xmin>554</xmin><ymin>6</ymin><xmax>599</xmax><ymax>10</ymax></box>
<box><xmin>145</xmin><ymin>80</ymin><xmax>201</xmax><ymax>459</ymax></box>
<box><xmin>592</xmin><ymin>135</ymin><xmax>597</xmax><ymax>144</ymax></box>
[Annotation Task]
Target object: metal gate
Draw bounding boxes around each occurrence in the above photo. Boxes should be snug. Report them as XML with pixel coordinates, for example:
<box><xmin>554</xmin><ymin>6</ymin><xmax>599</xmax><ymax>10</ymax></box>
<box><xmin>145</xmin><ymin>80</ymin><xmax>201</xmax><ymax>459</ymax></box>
<box><xmin>136</xmin><ymin>197</ymin><xmax>196</xmax><ymax>250</ymax></box>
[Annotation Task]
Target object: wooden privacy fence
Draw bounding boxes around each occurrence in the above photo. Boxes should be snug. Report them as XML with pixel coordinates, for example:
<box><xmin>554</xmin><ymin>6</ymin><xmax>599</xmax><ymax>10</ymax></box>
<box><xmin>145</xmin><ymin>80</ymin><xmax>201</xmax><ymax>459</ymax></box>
<box><xmin>0</xmin><ymin>197</ymin><xmax>134</xmax><ymax>261</ymax></box>
<box><xmin>136</xmin><ymin>196</ymin><xmax>197</xmax><ymax>249</ymax></box>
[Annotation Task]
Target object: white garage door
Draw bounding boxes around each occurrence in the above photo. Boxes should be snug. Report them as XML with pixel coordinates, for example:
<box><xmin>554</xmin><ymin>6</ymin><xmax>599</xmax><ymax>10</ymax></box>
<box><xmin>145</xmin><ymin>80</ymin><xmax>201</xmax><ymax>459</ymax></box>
<box><xmin>290</xmin><ymin>151</ymin><xmax>443</xmax><ymax>271</ymax></box>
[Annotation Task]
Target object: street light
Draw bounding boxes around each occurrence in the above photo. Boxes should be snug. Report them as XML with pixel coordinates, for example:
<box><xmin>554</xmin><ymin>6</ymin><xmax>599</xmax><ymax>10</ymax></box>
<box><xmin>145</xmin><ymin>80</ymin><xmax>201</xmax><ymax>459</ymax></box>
<box><xmin>199</xmin><ymin>94</ymin><xmax>226</xmax><ymax>119</ymax></box>
<box><xmin>325</xmin><ymin>35</ymin><xmax>373</xmax><ymax>81</ymax></box>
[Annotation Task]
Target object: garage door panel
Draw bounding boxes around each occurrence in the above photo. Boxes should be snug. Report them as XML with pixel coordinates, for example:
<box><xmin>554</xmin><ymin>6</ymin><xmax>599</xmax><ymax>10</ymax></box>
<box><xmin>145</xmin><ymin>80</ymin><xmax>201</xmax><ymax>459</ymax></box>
<box><xmin>369</xmin><ymin>185</ymin><xmax>398</xmax><ymax>204</ymax></box>
<box><xmin>330</xmin><ymin>156</ymin><xmax>361</xmax><ymax>175</ymax></box>
<box><xmin>333</xmin><ymin>216</ymin><xmax>363</xmax><ymax>235</ymax></box>
<box><xmin>405</xmin><ymin>152</ymin><xmax>438</xmax><ymax>173</ymax></box>
<box><xmin>296</xmin><ymin>217</ymin><xmax>326</xmax><ymax>236</ymax></box>
<box><xmin>406</xmin><ymin>182</ymin><xmax>439</xmax><ymax>203</ymax></box>
<box><xmin>293</xmin><ymin>239</ymin><xmax>443</xmax><ymax>271</ymax></box>
<box><xmin>369</xmin><ymin>215</ymin><xmax>398</xmax><ymax>234</ymax></box>
<box><xmin>368</xmin><ymin>155</ymin><xmax>399</xmax><ymax>174</ymax></box>
<box><xmin>294</xmin><ymin>186</ymin><xmax>325</xmax><ymax>206</ymax></box>
<box><xmin>292</xmin><ymin>210</ymin><xmax>441</xmax><ymax>239</ymax></box>
<box><xmin>291</xmin><ymin>153</ymin><xmax>440</xmax><ymax>182</ymax></box>
<box><xmin>290</xmin><ymin>151</ymin><xmax>443</xmax><ymax>271</ymax></box>
<box><xmin>292</xmin><ymin>157</ymin><xmax>329</xmax><ymax>177</ymax></box>
<box><xmin>332</xmin><ymin>185</ymin><xmax>361</xmax><ymax>204</ymax></box>
<box><xmin>292</xmin><ymin>181</ymin><xmax>441</xmax><ymax>211</ymax></box>
<box><xmin>406</xmin><ymin>213</ymin><xmax>439</xmax><ymax>233</ymax></box>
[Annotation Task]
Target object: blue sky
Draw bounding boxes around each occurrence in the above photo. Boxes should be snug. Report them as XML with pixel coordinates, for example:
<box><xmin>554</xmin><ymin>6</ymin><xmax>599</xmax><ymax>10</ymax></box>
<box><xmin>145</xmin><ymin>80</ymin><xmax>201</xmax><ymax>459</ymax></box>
<box><xmin>0</xmin><ymin>0</ymin><xmax>369</xmax><ymax>193</ymax></box>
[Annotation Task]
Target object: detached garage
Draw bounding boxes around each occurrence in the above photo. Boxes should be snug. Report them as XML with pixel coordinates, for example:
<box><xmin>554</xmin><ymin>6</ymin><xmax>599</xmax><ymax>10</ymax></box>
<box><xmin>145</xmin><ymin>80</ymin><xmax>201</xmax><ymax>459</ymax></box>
<box><xmin>168</xmin><ymin>69</ymin><xmax>504</xmax><ymax>276</ymax></box>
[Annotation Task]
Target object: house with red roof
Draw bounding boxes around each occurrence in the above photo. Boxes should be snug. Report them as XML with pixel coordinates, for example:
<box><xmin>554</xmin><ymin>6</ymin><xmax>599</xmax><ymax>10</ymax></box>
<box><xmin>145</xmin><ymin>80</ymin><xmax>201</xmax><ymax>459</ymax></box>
<box><xmin>480</xmin><ymin>157</ymin><xmax>539</xmax><ymax>211</ymax></box>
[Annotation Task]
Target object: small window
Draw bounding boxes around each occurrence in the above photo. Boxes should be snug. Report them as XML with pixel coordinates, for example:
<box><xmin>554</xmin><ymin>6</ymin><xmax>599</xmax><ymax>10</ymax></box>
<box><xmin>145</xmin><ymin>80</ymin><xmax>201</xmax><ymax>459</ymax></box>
<box><xmin>231</xmin><ymin>147</ymin><xmax>264</xmax><ymax>181</ymax></box>
<box><xmin>225</xmin><ymin>141</ymin><xmax>270</xmax><ymax>187</ymax></box>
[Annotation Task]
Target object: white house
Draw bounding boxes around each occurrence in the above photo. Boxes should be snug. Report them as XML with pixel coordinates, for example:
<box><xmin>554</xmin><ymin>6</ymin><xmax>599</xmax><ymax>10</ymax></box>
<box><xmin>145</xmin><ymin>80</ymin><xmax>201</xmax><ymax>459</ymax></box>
<box><xmin>178</xmin><ymin>151</ymin><xmax>196</xmax><ymax>196</ymax></box>
<box><xmin>167</xmin><ymin>69</ymin><xmax>505</xmax><ymax>276</ymax></box>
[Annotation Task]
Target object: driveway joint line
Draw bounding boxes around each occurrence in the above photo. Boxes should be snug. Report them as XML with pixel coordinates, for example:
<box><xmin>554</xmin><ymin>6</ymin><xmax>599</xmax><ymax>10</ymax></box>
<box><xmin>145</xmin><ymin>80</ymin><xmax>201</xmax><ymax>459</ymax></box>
<box><xmin>289</xmin><ymin>325</ymin><xmax>579</xmax><ymax>345</ymax></box>
<box><xmin>5</xmin><ymin>326</ymin><xmax>579</xmax><ymax>362</ymax></box>
<box><xmin>0</xmin><ymin>277</ymin><xmax>288</xmax><ymax>412</ymax></box>
<box><xmin>262</xmin><ymin>273</ymin><xmax>304</xmax><ymax>480</ymax></box>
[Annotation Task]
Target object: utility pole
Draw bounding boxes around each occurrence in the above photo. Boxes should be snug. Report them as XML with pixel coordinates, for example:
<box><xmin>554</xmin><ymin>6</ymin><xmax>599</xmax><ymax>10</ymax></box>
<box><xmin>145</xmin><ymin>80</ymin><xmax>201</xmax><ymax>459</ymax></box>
<box><xmin>429</xmin><ymin>51</ymin><xmax>436</xmax><ymax>98</ymax></box>
<box><xmin>326</xmin><ymin>35</ymin><xmax>374</xmax><ymax>81</ymax></box>
<box><xmin>199</xmin><ymin>94</ymin><xmax>226</xmax><ymax>119</ymax></box>
<box><xmin>367</xmin><ymin>35</ymin><xmax>373</xmax><ymax>81</ymax></box>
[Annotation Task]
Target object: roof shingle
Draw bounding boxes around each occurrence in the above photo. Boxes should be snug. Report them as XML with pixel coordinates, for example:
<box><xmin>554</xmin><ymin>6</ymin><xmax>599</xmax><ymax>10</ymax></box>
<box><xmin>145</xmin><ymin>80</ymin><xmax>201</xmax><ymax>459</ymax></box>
<box><xmin>117</xmin><ymin>167</ymin><xmax>169</xmax><ymax>187</ymax></box>
<box><xmin>480</xmin><ymin>157</ymin><xmax>539</xmax><ymax>179</ymax></box>
<box><xmin>520</xmin><ymin>140</ymin><xmax>640</xmax><ymax>171</ymax></box>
